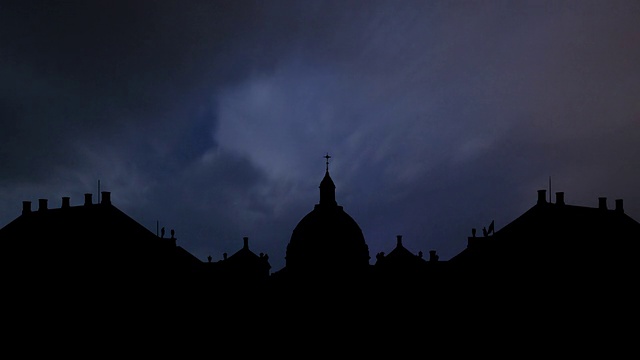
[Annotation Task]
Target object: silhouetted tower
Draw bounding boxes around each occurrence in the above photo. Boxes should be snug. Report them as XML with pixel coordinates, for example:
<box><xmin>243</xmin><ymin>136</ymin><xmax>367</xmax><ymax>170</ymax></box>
<box><xmin>319</xmin><ymin>153</ymin><xmax>337</xmax><ymax>206</ymax></box>
<box><xmin>285</xmin><ymin>154</ymin><xmax>370</xmax><ymax>282</ymax></box>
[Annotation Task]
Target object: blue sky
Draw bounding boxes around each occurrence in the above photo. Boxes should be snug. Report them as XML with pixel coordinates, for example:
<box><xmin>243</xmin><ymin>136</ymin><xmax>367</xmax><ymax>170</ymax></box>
<box><xmin>1</xmin><ymin>1</ymin><xmax>639</xmax><ymax>271</ymax></box>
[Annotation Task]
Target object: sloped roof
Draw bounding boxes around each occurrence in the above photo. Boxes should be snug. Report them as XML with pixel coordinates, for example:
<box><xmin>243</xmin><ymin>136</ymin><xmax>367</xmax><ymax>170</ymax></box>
<box><xmin>375</xmin><ymin>235</ymin><xmax>426</xmax><ymax>266</ymax></box>
<box><xmin>450</xmin><ymin>191</ymin><xmax>640</xmax><ymax>265</ymax></box>
<box><xmin>225</xmin><ymin>236</ymin><xmax>271</xmax><ymax>270</ymax></box>
<box><xmin>0</xmin><ymin>193</ymin><xmax>202</xmax><ymax>274</ymax></box>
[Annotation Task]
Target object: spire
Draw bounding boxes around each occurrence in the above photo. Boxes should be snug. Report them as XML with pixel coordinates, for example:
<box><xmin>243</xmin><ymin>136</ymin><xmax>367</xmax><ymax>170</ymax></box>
<box><xmin>324</xmin><ymin>153</ymin><xmax>331</xmax><ymax>172</ymax></box>
<box><xmin>319</xmin><ymin>153</ymin><xmax>337</xmax><ymax>206</ymax></box>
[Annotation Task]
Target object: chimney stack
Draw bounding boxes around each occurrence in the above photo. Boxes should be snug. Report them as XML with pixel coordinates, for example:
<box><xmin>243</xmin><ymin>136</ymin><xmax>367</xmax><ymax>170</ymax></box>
<box><xmin>537</xmin><ymin>189</ymin><xmax>547</xmax><ymax>205</ymax></box>
<box><xmin>38</xmin><ymin>198</ymin><xmax>47</xmax><ymax>212</ymax></box>
<box><xmin>84</xmin><ymin>193</ymin><xmax>92</xmax><ymax>206</ymax></box>
<box><xmin>429</xmin><ymin>250</ymin><xmax>439</xmax><ymax>262</ymax></box>
<box><xmin>555</xmin><ymin>192</ymin><xmax>565</xmax><ymax>205</ymax></box>
<box><xmin>615</xmin><ymin>199</ymin><xmax>624</xmax><ymax>213</ymax></box>
<box><xmin>22</xmin><ymin>201</ymin><xmax>31</xmax><ymax>215</ymax></box>
<box><xmin>598</xmin><ymin>197</ymin><xmax>607</xmax><ymax>210</ymax></box>
<box><xmin>243</xmin><ymin>236</ymin><xmax>249</xmax><ymax>249</ymax></box>
<box><xmin>396</xmin><ymin>235</ymin><xmax>403</xmax><ymax>247</ymax></box>
<box><xmin>101</xmin><ymin>191</ymin><xmax>111</xmax><ymax>205</ymax></box>
<box><xmin>62</xmin><ymin>196</ymin><xmax>70</xmax><ymax>208</ymax></box>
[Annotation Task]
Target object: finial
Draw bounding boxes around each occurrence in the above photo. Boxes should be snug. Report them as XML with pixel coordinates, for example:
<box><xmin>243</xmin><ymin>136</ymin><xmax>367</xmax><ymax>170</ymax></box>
<box><xmin>324</xmin><ymin>153</ymin><xmax>331</xmax><ymax>172</ymax></box>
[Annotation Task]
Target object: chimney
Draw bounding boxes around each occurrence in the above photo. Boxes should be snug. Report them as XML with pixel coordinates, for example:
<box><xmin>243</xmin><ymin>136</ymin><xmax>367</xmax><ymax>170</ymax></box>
<box><xmin>243</xmin><ymin>236</ymin><xmax>249</xmax><ymax>249</ymax></box>
<box><xmin>22</xmin><ymin>201</ymin><xmax>31</xmax><ymax>215</ymax></box>
<box><xmin>38</xmin><ymin>198</ymin><xmax>47</xmax><ymax>212</ymax></box>
<box><xmin>598</xmin><ymin>197</ymin><xmax>607</xmax><ymax>210</ymax></box>
<box><xmin>429</xmin><ymin>250</ymin><xmax>439</xmax><ymax>262</ymax></box>
<box><xmin>396</xmin><ymin>235</ymin><xmax>402</xmax><ymax>247</ymax></box>
<box><xmin>537</xmin><ymin>189</ymin><xmax>547</xmax><ymax>205</ymax></box>
<box><xmin>615</xmin><ymin>199</ymin><xmax>624</xmax><ymax>213</ymax></box>
<box><xmin>61</xmin><ymin>196</ymin><xmax>70</xmax><ymax>208</ymax></box>
<box><xmin>101</xmin><ymin>191</ymin><xmax>111</xmax><ymax>205</ymax></box>
<box><xmin>555</xmin><ymin>192</ymin><xmax>565</xmax><ymax>205</ymax></box>
<box><xmin>84</xmin><ymin>193</ymin><xmax>92</xmax><ymax>206</ymax></box>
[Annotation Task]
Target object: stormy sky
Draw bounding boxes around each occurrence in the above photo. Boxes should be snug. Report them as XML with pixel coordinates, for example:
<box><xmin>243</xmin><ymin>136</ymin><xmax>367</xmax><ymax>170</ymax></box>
<box><xmin>2</xmin><ymin>0</ymin><xmax>639</xmax><ymax>272</ymax></box>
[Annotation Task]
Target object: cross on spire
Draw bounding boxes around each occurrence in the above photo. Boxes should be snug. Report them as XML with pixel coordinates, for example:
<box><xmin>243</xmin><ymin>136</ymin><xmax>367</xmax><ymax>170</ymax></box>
<box><xmin>324</xmin><ymin>153</ymin><xmax>331</xmax><ymax>172</ymax></box>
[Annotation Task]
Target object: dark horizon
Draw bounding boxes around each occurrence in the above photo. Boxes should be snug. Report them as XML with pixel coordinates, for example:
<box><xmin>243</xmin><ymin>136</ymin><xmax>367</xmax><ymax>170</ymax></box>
<box><xmin>3</xmin><ymin>174</ymin><xmax>638</xmax><ymax>276</ymax></box>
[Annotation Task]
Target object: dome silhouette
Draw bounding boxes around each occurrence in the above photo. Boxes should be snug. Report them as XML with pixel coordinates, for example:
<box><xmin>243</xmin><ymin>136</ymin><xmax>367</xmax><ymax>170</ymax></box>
<box><xmin>285</xmin><ymin>156</ymin><xmax>370</xmax><ymax>278</ymax></box>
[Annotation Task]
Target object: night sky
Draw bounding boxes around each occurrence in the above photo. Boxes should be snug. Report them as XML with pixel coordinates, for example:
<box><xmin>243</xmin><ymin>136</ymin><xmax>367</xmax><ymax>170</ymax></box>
<box><xmin>2</xmin><ymin>1</ymin><xmax>639</xmax><ymax>272</ymax></box>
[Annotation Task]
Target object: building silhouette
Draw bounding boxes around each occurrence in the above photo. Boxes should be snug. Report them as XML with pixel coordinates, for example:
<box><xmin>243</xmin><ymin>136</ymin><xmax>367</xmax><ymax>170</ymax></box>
<box><xmin>270</xmin><ymin>156</ymin><xmax>371</xmax><ymax>288</ymax></box>
<box><xmin>448</xmin><ymin>189</ymin><xmax>640</xmax><ymax>294</ymax></box>
<box><xmin>1</xmin><ymin>158</ymin><xmax>639</xmax><ymax>312</ymax></box>
<box><xmin>1</xmin><ymin>193</ymin><xmax>182</xmax><ymax>273</ymax></box>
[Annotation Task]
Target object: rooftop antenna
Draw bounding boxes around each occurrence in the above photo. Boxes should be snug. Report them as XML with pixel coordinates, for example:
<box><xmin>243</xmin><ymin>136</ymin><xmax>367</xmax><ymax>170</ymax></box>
<box><xmin>97</xmin><ymin>179</ymin><xmax>101</xmax><ymax>204</ymax></box>
<box><xmin>548</xmin><ymin>175</ymin><xmax>551</xmax><ymax>203</ymax></box>
<box><xmin>324</xmin><ymin>152</ymin><xmax>331</xmax><ymax>172</ymax></box>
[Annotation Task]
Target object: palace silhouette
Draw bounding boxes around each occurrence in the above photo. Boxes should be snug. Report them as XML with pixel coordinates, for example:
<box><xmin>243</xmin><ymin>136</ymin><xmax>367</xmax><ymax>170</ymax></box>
<box><xmin>1</xmin><ymin>156</ymin><xmax>639</xmax><ymax>314</ymax></box>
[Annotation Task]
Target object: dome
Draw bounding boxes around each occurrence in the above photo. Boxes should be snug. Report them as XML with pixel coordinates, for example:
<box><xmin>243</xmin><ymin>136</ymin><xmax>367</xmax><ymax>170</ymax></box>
<box><xmin>285</xmin><ymin>164</ymin><xmax>370</xmax><ymax>277</ymax></box>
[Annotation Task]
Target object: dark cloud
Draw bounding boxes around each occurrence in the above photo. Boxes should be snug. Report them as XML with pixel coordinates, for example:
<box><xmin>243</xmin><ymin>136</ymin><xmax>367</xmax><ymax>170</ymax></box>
<box><xmin>0</xmin><ymin>1</ymin><xmax>290</xmax><ymax>182</ymax></box>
